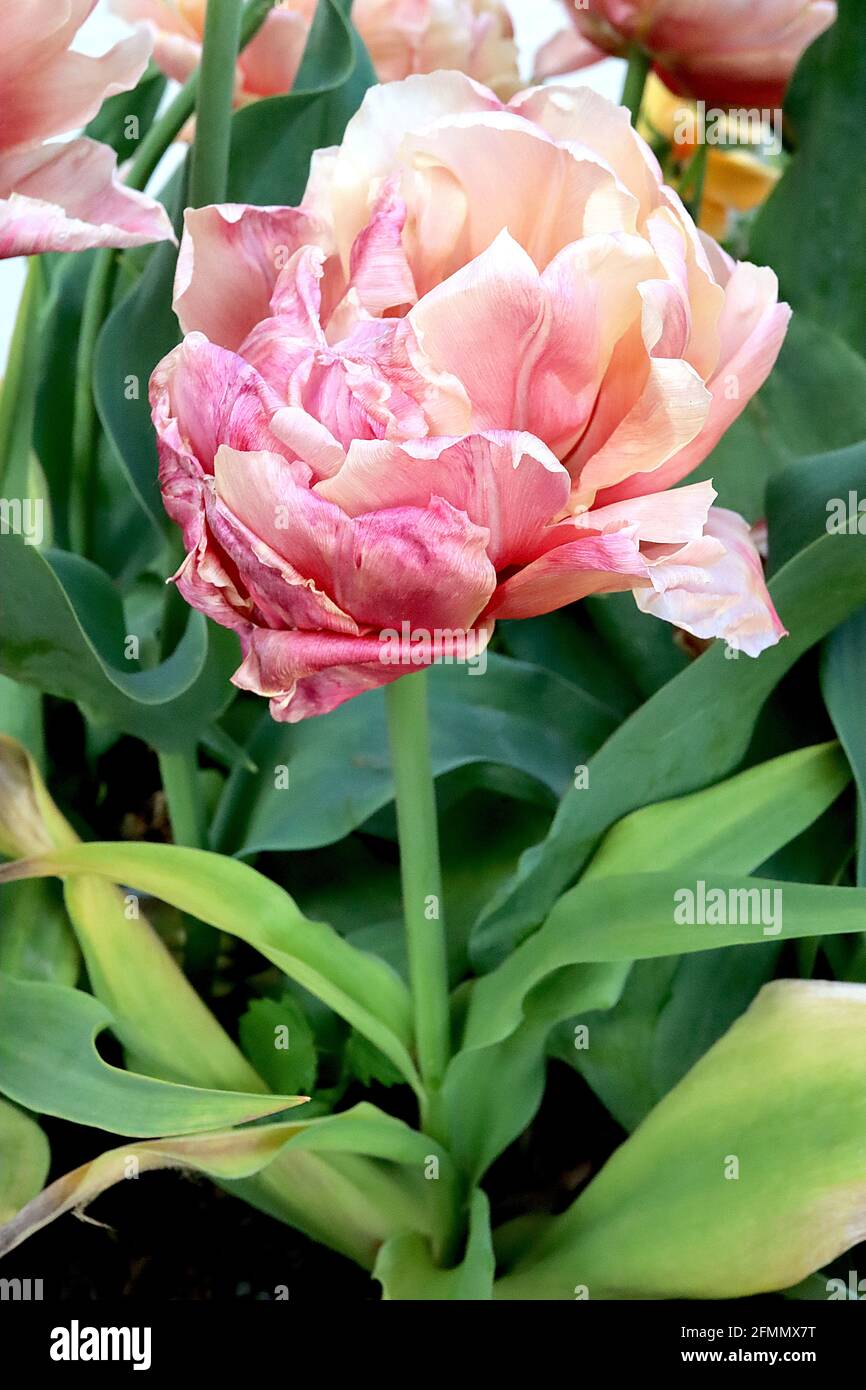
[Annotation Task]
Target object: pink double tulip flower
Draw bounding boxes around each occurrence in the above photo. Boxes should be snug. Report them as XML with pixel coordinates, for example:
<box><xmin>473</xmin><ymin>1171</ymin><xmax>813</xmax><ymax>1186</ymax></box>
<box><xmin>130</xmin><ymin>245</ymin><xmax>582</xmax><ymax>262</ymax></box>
<box><xmin>151</xmin><ymin>73</ymin><xmax>788</xmax><ymax>723</ymax></box>
<box><xmin>115</xmin><ymin>0</ymin><xmax>520</xmax><ymax>102</ymax></box>
<box><xmin>537</xmin><ymin>0</ymin><xmax>837</xmax><ymax>109</ymax></box>
<box><xmin>0</xmin><ymin>0</ymin><xmax>174</xmax><ymax>258</ymax></box>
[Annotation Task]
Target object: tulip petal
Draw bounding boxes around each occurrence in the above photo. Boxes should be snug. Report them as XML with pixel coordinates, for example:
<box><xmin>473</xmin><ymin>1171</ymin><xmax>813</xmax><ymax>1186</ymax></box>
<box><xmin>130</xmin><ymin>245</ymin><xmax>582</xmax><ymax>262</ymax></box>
<box><xmin>599</xmin><ymin>264</ymin><xmax>790</xmax><ymax>502</ymax></box>
<box><xmin>316</xmin><ymin>431</ymin><xmax>571</xmax><ymax>569</ymax></box>
<box><xmin>634</xmin><ymin>506</ymin><xmax>787</xmax><ymax>656</ymax></box>
<box><xmin>305</xmin><ymin>70</ymin><xmax>501</xmax><ymax>267</ymax></box>
<box><xmin>213</xmin><ymin>447</ymin><xmax>497</xmax><ymax>633</ymax></box>
<box><xmin>346</xmin><ymin>175</ymin><xmax>417</xmax><ymax>317</ymax></box>
<box><xmin>407</xmin><ymin>229</ymin><xmax>661</xmax><ymax>462</ymax></box>
<box><xmin>488</xmin><ymin>532</ymin><xmax>648</xmax><ymax>621</ymax></box>
<box><xmin>173</xmin><ymin>203</ymin><xmax>331</xmax><ymax>349</ymax></box>
<box><xmin>0</xmin><ymin>18</ymin><xmax>151</xmax><ymax>148</ymax></box>
<box><xmin>234</xmin><ymin>620</ymin><xmax>495</xmax><ymax>723</ymax></box>
<box><xmin>0</xmin><ymin>139</ymin><xmax>174</xmax><ymax>258</ymax></box>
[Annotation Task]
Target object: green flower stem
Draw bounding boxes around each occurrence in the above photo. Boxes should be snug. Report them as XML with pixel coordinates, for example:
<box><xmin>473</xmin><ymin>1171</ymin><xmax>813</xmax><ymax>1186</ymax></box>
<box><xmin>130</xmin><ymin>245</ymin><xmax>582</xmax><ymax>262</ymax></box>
<box><xmin>386</xmin><ymin>671</ymin><xmax>452</xmax><ymax>1099</ymax></box>
<box><xmin>621</xmin><ymin>42</ymin><xmax>651</xmax><ymax>125</ymax></box>
<box><xmin>0</xmin><ymin>258</ymin><xmax>44</xmax><ymax>493</ymax></box>
<box><xmin>158</xmin><ymin>747</ymin><xmax>215</xmax><ymax>979</ymax></box>
<box><xmin>0</xmin><ymin>260</ymin><xmax>47</xmax><ymax>772</ymax></box>
<box><xmin>158</xmin><ymin>748</ymin><xmax>207</xmax><ymax>851</ymax></box>
<box><xmin>682</xmin><ymin>140</ymin><xmax>709</xmax><ymax>225</ymax></box>
<box><xmin>386</xmin><ymin>670</ymin><xmax>464</xmax><ymax>1265</ymax></box>
<box><xmin>69</xmin><ymin>0</ymin><xmax>277</xmax><ymax>554</ymax></box>
<box><xmin>189</xmin><ymin>0</ymin><xmax>244</xmax><ymax>209</ymax></box>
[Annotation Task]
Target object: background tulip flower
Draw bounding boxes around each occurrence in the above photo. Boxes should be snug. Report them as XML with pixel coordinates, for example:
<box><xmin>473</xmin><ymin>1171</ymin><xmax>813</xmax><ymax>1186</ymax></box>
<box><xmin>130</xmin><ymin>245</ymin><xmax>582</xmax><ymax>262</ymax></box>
<box><xmin>115</xmin><ymin>0</ymin><xmax>520</xmax><ymax>102</ymax></box>
<box><xmin>152</xmin><ymin>73</ymin><xmax>788</xmax><ymax>723</ymax></box>
<box><xmin>0</xmin><ymin>0</ymin><xmax>174</xmax><ymax>257</ymax></box>
<box><xmin>639</xmin><ymin>75</ymin><xmax>780</xmax><ymax>242</ymax></box>
<box><xmin>535</xmin><ymin>0</ymin><xmax>837</xmax><ymax>109</ymax></box>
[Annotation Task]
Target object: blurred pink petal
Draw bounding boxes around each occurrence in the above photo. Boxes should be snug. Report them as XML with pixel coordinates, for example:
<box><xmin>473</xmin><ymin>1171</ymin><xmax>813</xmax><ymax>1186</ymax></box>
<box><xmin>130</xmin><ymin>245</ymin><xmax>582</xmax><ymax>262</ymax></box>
<box><xmin>0</xmin><ymin>140</ymin><xmax>174</xmax><ymax>256</ymax></box>
<box><xmin>556</xmin><ymin>0</ymin><xmax>837</xmax><ymax>108</ymax></box>
<box><xmin>532</xmin><ymin>25</ymin><xmax>610</xmax><ymax>81</ymax></box>
<box><xmin>0</xmin><ymin>3</ymin><xmax>172</xmax><ymax>256</ymax></box>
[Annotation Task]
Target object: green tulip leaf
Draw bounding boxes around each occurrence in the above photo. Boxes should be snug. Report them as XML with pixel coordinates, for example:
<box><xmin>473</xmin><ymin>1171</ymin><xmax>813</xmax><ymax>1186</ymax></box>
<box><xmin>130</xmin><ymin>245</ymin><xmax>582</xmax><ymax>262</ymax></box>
<box><xmin>473</xmin><ymin>495</ymin><xmax>866</xmax><ymax>968</ymax></box>
<box><xmin>0</xmin><ymin>1101</ymin><xmax>439</xmax><ymax>1263</ymax></box>
<box><xmin>496</xmin><ymin>981</ymin><xmax>866</xmax><ymax>1299</ymax></box>
<box><xmin>0</xmin><ymin>974</ymin><xmax>307</xmax><ymax>1137</ymax></box>
<box><xmin>0</xmin><ymin>540</ymin><xmax>239</xmax><ymax>751</ymax></box>
<box><xmin>213</xmin><ymin>656</ymin><xmax>617</xmax><ymax>856</ymax></box>
<box><xmin>751</xmin><ymin>0</ymin><xmax>866</xmax><ymax>357</ymax></box>
<box><xmin>374</xmin><ymin>1190</ymin><xmax>494</xmax><ymax>1301</ymax></box>
<box><xmin>0</xmin><ymin>1098</ymin><xmax>50</xmax><ymax>1225</ymax></box>
<box><xmin>0</xmin><ymin>841</ymin><xmax>418</xmax><ymax>1095</ymax></box>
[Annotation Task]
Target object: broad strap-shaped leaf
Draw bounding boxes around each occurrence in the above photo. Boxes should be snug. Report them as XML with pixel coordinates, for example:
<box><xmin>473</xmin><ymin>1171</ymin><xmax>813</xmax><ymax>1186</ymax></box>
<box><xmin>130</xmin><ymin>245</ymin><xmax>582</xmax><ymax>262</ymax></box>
<box><xmin>463</xmin><ymin>875</ymin><xmax>866</xmax><ymax>1057</ymax></box>
<box><xmin>750</xmin><ymin>0</ymin><xmax>866</xmax><ymax>357</ymax></box>
<box><xmin>0</xmin><ymin>975</ymin><xmax>306</xmax><ymax>1136</ymax></box>
<box><xmin>473</xmin><ymin>524</ymin><xmax>866</xmax><ymax>969</ymax></box>
<box><xmin>0</xmin><ymin>541</ymin><xmax>238</xmax><ymax>751</ymax></box>
<box><xmin>374</xmin><ymin>1190</ymin><xmax>495</xmax><ymax>1301</ymax></box>
<box><xmin>495</xmin><ymin>981</ymin><xmax>866</xmax><ymax>1299</ymax></box>
<box><xmin>822</xmin><ymin>609</ymin><xmax>866</xmax><ymax>885</ymax></box>
<box><xmin>226</xmin><ymin>0</ymin><xmax>375</xmax><ymax>205</ymax></box>
<box><xmin>0</xmin><ymin>734</ymin><xmax>264</xmax><ymax>1089</ymax></box>
<box><xmin>0</xmin><ymin>1102</ymin><xmax>440</xmax><ymax>1261</ymax></box>
<box><xmin>0</xmin><ymin>1098</ymin><xmax>49</xmax><ymax>1224</ymax></box>
<box><xmin>582</xmin><ymin>742</ymin><xmax>849</xmax><ymax>882</ymax></box>
<box><xmin>0</xmin><ymin>841</ymin><xmax>419</xmax><ymax>1094</ymax></box>
<box><xmin>444</xmin><ymin>746</ymin><xmax>851</xmax><ymax>1180</ymax></box>
<box><xmin>766</xmin><ymin>441</ymin><xmax>866</xmax><ymax>572</ymax></box>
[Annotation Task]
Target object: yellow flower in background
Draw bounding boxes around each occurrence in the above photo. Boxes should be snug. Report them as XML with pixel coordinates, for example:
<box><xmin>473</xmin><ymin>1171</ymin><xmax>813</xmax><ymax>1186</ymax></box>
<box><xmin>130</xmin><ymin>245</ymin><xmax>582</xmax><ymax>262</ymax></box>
<box><xmin>639</xmin><ymin>75</ymin><xmax>780</xmax><ymax>242</ymax></box>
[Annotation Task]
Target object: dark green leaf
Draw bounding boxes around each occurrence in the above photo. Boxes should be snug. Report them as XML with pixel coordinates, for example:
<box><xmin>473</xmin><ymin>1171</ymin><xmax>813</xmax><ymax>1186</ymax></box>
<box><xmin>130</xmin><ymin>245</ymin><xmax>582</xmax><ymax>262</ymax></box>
<box><xmin>213</xmin><ymin>656</ymin><xmax>616</xmax><ymax>856</ymax></box>
<box><xmin>751</xmin><ymin>0</ymin><xmax>866</xmax><ymax>356</ymax></box>
<box><xmin>239</xmin><ymin>994</ymin><xmax>317</xmax><ymax>1095</ymax></box>
<box><xmin>0</xmin><ymin>539</ymin><xmax>239</xmax><ymax>751</ymax></box>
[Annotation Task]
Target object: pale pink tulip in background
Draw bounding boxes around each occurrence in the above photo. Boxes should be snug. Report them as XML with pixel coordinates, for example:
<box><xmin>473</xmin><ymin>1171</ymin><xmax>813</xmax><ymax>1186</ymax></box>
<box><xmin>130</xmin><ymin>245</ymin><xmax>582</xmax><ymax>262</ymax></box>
<box><xmin>115</xmin><ymin>0</ymin><xmax>520</xmax><ymax>102</ymax></box>
<box><xmin>536</xmin><ymin>0</ymin><xmax>837</xmax><ymax>108</ymax></box>
<box><xmin>152</xmin><ymin>73</ymin><xmax>788</xmax><ymax>722</ymax></box>
<box><xmin>0</xmin><ymin>0</ymin><xmax>174</xmax><ymax>258</ymax></box>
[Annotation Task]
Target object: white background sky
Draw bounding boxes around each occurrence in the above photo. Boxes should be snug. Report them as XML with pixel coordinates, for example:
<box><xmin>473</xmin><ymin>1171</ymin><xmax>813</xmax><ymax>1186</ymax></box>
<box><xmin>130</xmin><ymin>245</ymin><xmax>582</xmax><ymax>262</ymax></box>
<box><xmin>0</xmin><ymin>0</ymin><xmax>623</xmax><ymax>368</ymax></box>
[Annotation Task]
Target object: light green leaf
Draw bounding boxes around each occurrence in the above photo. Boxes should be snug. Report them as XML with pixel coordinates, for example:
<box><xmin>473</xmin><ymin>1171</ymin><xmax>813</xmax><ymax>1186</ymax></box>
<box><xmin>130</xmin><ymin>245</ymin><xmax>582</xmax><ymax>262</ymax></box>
<box><xmin>464</xmin><ymin>874</ymin><xmax>866</xmax><ymax>1057</ymax></box>
<box><xmin>0</xmin><ymin>1098</ymin><xmax>50</xmax><ymax>1224</ymax></box>
<box><xmin>473</xmin><ymin>520</ymin><xmax>866</xmax><ymax>969</ymax></box>
<box><xmin>0</xmin><ymin>734</ymin><xmax>264</xmax><ymax>1090</ymax></box>
<box><xmin>445</xmin><ymin>744</ymin><xmax>851</xmax><ymax>1174</ymax></box>
<box><xmin>0</xmin><ymin>880</ymin><xmax>78</xmax><ymax>987</ymax></box>
<box><xmin>0</xmin><ymin>974</ymin><xmax>306</xmax><ymax>1136</ymax></box>
<box><xmin>374</xmin><ymin>1190</ymin><xmax>494</xmax><ymax>1301</ymax></box>
<box><xmin>582</xmin><ymin>742</ymin><xmax>849</xmax><ymax>882</ymax></box>
<box><xmin>496</xmin><ymin>981</ymin><xmax>866</xmax><ymax>1299</ymax></box>
<box><xmin>0</xmin><ymin>841</ymin><xmax>419</xmax><ymax>1095</ymax></box>
<box><xmin>239</xmin><ymin>995</ymin><xmax>317</xmax><ymax>1096</ymax></box>
<box><xmin>0</xmin><ymin>1102</ymin><xmax>438</xmax><ymax>1263</ymax></box>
